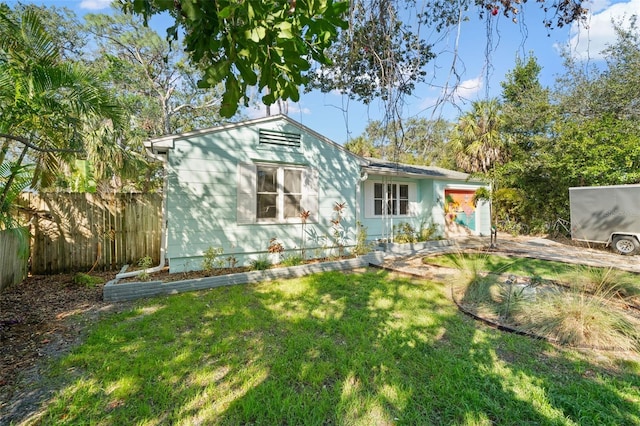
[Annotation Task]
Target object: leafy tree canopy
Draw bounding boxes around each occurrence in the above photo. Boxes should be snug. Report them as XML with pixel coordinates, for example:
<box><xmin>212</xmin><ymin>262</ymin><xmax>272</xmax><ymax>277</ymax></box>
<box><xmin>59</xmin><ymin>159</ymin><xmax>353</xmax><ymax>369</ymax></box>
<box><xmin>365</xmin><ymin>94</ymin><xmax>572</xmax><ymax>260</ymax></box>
<box><xmin>120</xmin><ymin>0</ymin><xmax>588</xmax><ymax>118</ymax></box>
<box><xmin>83</xmin><ymin>11</ymin><xmax>225</xmax><ymax>136</ymax></box>
<box><xmin>345</xmin><ymin>117</ymin><xmax>453</xmax><ymax>167</ymax></box>
<box><xmin>120</xmin><ymin>0</ymin><xmax>349</xmax><ymax>118</ymax></box>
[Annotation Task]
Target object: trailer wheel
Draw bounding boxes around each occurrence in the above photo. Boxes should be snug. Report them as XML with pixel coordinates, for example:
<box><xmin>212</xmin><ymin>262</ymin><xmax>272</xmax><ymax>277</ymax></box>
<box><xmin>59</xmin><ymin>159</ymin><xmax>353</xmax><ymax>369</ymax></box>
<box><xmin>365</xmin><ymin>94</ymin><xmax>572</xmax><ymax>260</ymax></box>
<box><xmin>612</xmin><ymin>235</ymin><xmax>639</xmax><ymax>255</ymax></box>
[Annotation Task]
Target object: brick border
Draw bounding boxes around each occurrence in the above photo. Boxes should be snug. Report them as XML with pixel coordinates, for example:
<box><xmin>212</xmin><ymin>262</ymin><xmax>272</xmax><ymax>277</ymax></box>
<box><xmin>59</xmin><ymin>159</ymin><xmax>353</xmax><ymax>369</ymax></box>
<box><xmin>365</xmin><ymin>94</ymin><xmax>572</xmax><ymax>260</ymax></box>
<box><xmin>104</xmin><ymin>252</ymin><xmax>385</xmax><ymax>302</ymax></box>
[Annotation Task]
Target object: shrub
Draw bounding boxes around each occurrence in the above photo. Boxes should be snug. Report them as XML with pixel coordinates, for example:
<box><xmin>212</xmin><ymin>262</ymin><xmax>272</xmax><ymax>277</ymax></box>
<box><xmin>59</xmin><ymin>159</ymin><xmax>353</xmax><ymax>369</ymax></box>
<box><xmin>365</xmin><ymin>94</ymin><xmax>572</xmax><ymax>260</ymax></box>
<box><xmin>202</xmin><ymin>247</ymin><xmax>224</xmax><ymax>272</ymax></box>
<box><xmin>226</xmin><ymin>256</ymin><xmax>238</xmax><ymax>268</ymax></box>
<box><xmin>418</xmin><ymin>222</ymin><xmax>439</xmax><ymax>241</ymax></box>
<box><xmin>250</xmin><ymin>256</ymin><xmax>272</xmax><ymax>271</ymax></box>
<box><xmin>281</xmin><ymin>255</ymin><xmax>304</xmax><ymax>267</ymax></box>
<box><xmin>267</xmin><ymin>238</ymin><xmax>284</xmax><ymax>254</ymax></box>
<box><xmin>393</xmin><ymin>222</ymin><xmax>416</xmax><ymax>243</ymax></box>
<box><xmin>137</xmin><ymin>255</ymin><xmax>154</xmax><ymax>281</ymax></box>
<box><xmin>512</xmin><ymin>289</ymin><xmax>640</xmax><ymax>350</ymax></box>
<box><xmin>72</xmin><ymin>273</ymin><xmax>104</xmax><ymax>288</ymax></box>
<box><xmin>353</xmin><ymin>222</ymin><xmax>372</xmax><ymax>256</ymax></box>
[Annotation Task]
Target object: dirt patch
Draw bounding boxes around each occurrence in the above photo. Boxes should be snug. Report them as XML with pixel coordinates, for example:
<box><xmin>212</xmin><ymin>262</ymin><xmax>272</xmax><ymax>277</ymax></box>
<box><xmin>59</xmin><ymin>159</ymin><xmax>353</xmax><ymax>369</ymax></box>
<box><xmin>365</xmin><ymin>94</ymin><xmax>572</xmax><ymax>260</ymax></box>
<box><xmin>117</xmin><ymin>266</ymin><xmax>251</xmax><ymax>283</ymax></box>
<box><xmin>116</xmin><ymin>257</ymin><xmax>357</xmax><ymax>284</ymax></box>
<box><xmin>0</xmin><ymin>271</ymin><xmax>131</xmax><ymax>425</ymax></box>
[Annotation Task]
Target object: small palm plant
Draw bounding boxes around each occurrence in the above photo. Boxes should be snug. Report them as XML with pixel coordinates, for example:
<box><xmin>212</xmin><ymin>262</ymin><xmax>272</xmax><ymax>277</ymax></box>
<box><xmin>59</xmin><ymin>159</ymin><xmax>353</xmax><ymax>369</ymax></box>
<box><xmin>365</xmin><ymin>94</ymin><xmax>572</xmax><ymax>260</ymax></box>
<box><xmin>268</xmin><ymin>237</ymin><xmax>284</xmax><ymax>264</ymax></box>
<box><xmin>331</xmin><ymin>202</ymin><xmax>346</xmax><ymax>258</ymax></box>
<box><xmin>299</xmin><ymin>209</ymin><xmax>310</xmax><ymax>259</ymax></box>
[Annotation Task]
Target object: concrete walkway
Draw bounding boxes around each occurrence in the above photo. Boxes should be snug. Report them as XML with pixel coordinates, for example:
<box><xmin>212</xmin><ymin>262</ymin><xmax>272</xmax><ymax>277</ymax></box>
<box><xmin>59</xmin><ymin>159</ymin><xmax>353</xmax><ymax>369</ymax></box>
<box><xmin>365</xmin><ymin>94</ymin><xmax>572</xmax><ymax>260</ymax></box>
<box><xmin>383</xmin><ymin>234</ymin><xmax>640</xmax><ymax>276</ymax></box>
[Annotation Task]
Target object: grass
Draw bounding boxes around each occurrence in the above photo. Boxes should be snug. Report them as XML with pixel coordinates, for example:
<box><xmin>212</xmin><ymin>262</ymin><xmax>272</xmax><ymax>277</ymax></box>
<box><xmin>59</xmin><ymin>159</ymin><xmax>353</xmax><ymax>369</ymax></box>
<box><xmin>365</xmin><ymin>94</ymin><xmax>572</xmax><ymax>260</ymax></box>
<box><xmin>426</xmin><ymin>253</ymin><xmax>640</xmax><ymax>298</ymax></box>
<box><xmin>435</xmin><ymin>253</ymin><xmax>640</xmax><ymax>350</ymax></box>
<box><xmin>248</xmin><ymin>255</ymin><xmax>272</xmax><ymax>271</ymax></box>
<box><xmin>32</xmin><ymin>270</ymin><xmax>640</xmax><ymax>425</ymax></box>
<box><xmin>424</xmin><ymin>253</ymin><xmax>577</xmax><ymax>279</ymax></box>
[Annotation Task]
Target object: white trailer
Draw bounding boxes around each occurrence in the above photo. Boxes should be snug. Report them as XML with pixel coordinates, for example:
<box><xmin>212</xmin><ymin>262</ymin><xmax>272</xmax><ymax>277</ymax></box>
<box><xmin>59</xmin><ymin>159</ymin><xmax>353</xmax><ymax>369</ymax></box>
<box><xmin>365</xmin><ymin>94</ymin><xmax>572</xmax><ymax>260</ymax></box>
<box><xmin>569</xmin><ymin>184</ymin><xmax>640</xmax><ymax>255</ymax></box>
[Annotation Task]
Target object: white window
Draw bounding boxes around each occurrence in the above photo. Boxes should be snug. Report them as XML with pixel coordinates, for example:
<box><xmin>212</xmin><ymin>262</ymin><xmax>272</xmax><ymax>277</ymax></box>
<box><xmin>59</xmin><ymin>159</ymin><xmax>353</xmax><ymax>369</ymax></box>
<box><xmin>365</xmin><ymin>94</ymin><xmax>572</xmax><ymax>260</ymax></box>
<box><xmin>237</xmin><ymin>163</ymin><xmax>318</xmax><ymax>224</ymax></box>
<box><xmin>257</xmin><ymin>166</ymin><xmax>303</xmax><ymax>220</ymax></box>
<box><xmin>365</xmin><ymin>181</ymin><xmax>416</xmax><ymax>218</ymax></box>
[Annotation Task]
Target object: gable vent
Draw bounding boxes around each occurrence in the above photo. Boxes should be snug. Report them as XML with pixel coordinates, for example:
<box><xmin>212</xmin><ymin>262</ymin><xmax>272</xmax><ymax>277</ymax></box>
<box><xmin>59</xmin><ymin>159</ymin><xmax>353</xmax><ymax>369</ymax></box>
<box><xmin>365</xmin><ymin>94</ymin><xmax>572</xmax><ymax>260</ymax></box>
<box><xmin>259</xmin><ymin>129</ymin><xmax>301</xmax><ymax>148</ymax></box>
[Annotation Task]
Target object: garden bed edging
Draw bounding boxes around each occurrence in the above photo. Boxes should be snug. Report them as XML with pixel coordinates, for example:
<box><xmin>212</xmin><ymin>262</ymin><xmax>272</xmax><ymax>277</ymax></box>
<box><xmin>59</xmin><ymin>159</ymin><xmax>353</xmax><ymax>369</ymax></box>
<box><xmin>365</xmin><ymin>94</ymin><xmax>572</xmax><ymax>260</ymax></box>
<box><xmin>103</xmin><ymin>252</ymin><xmax>385</xmax><ymax>302</ymax></box>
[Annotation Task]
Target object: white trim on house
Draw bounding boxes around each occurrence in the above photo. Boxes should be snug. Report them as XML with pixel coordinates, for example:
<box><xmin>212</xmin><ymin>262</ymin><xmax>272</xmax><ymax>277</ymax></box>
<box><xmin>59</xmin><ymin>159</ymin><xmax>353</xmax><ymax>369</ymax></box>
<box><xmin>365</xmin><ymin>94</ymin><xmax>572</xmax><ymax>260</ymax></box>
<box><xmin>363</xmin><ymin>180</ymin><xmax>418</xmax><ymax>219</ymax></box>
<box><xmin>236</xmin><ymin>161</ymin><xmax>318</xmax><ymax>225</ymax></box>
<box><xmin>144</xmin><ymin>115</ymin><xmax>368</xmax><ymax>167</ymax></box>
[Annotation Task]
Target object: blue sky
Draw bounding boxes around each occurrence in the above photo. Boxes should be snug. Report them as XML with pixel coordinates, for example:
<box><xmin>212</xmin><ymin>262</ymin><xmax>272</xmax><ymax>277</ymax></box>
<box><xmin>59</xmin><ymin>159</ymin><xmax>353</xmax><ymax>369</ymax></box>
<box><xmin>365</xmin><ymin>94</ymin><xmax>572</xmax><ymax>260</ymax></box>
<box><xmin>7</xmin><ymin>0</ymin><xmax>640</xmax><ymax>143</ymax></box>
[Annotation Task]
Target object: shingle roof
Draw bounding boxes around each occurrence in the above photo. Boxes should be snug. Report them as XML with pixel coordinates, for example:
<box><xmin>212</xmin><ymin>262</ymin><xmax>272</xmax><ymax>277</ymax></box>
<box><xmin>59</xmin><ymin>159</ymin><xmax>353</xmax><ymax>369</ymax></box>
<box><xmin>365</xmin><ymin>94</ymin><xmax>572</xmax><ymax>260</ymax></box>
<box><xmin>363</xmin><ymin>158</ymin><xmax>479</xmax><ymax>181</ymax></box>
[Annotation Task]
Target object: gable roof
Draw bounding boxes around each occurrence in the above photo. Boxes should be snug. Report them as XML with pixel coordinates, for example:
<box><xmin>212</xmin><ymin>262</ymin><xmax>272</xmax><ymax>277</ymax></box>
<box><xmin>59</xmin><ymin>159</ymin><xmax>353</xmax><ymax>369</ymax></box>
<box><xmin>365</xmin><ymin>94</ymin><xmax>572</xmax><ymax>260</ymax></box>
<box><xmin>143</xmin><ymin>116</ymin><xmax>480</xmax><ymax>182</ymax></box>
<box><xmin>363</xmin><ymin>158</ymin><xmax>480</xmax><ymax>181</ymax></box>
<box><xmin>144</xmin><ymin>115</ymin><xmax>367</xmax><ymax>165</ymax></box>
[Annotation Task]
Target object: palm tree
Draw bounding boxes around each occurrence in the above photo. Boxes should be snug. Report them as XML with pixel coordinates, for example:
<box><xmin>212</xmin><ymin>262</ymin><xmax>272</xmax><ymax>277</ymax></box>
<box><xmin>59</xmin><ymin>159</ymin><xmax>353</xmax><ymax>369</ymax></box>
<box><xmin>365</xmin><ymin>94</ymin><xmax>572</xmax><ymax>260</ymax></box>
<box><xmin>450</xmin><ymin>99</ymin><xmax>509</xmax><ymax>246</ymax></box>
<box><xmin>0</xmin><ymin>7</ymin><xmax>126</xmax><ymax>228</ymax></box>
<box><xmin>450</xmin><ymin>99</ymin><xmax>508</xmax><ymax>174</ymax></box>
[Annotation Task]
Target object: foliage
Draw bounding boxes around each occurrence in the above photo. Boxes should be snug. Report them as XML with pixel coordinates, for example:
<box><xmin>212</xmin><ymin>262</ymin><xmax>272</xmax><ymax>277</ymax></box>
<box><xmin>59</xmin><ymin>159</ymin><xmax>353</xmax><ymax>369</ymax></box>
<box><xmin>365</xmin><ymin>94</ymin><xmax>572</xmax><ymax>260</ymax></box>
<box><xmin>352</xmin><ymin>222</ymin><xmax>372</xmax><ymax>255</ymax></box>
<box><xmin>119</xmin><ymin>0</ymin><xmax>586</xmax><ymax>118</ymax></box>
<box><xmin>344</xmin><ymin>118</ymin><xmax>453</xmax><ymax>167</ymax></box>
<box><xmin>299</xmin><ymin>209</ymin><xmax>310</xmax><ymax>259</ymax></box>
<box><xmin>450</xmin><ymin>99</ymin><xmax>509</xmax><ymax>175</ymax></box>
<box><xmin>202</xmin><ymin>246</ymin><xmax>224</xmax><ymax>272</ymax></box>
<box><xmin>494</xmin><ymin>23</ymin><xmax>640</xmax><ymax>228</ymax></box>
<box><xmin>280</xmin><ymin>254</ymin><xmax>304</xmax><ymax>267</ymax></box>
<box><xmin>393</xmin><ymin>222</ymin><xmax>417</xmax><ymax>244</ymax></box>
<box><xmin>83</xmin><ymin>11</ymin><xmax>225</xmax><ymax>136</ymax></box>
<box><xmin>417</xmin><ymin>221</ymin><xmax>439</xmax><ymax>242</ymax></box>
<box><xmin>306</xmin><ymin>0</ymin><xmax>432</xmax><ymax>104</ymax></box>
<box><xmin>0</xmin><ymin>161</ymin><xmax>32</xmax><ymax>229</ymax></box>
<box><xmin>0</xmin><ymin>6</ymin><xmax>132</xmax><ymax>218</ymax></box>
<box><xmin>564</xmin><ymin>265</ymin><xmax>640</xmax><ymax>300</ymax></box>
<box><xmin>331</xmin><ymin>202</ymin><xmax>346</xmax><ymax>257</ymax></box>
<box><xmin>10</xmin><ymin>3</ymin><xmax>86</xmax><ymax>60</ymax></box>
<box><xmin>492</xmin><ymin>188</ymin><xmax>526</xmax><ymax>223</ymax></box>
<box><xmin>511</xmin><ymin>288</ymin><xmax>640</xmax><ymax>350</ymax></box>
<box><xmin>72</xmin><ymin>272</ymin><xmax>104</xmax><ymax>288</ymax></box>
<box><xmin>249</xmin><ymin>256</ymin><xmax>272</xmax><ymax>271</ymax></box>
<box><xmin>267</xmin><ymin>237</ymin><xmax>285</xmax><ymax>254</ymax></box>
<box><xmin>450</xmin><ymin>253</ymin><xmax>640</xmax><ymax>350</ymax></box>
<box><xmin>120</xmin><ymin>0</ymin><xmax>349</xmax><ymax>118</ymax></box>
<box><xmin>136</xmin><ymin>255</ymin><xmax>154</xmax><ymax>281</ymax></box>
<box><xmin>226</xmin><ymin>255</ymin><xmax>238</xmax><ymax>268</ymax></box>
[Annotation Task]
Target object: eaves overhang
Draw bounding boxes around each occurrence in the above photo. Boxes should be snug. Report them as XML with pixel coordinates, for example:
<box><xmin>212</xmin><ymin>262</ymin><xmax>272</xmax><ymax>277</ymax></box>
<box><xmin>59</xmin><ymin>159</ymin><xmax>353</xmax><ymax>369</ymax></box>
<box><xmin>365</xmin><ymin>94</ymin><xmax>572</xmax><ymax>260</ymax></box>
<box><xmin>362</xmin><ymin>158</ymin><xmax>482</xmax><ymax>182</ymax></box>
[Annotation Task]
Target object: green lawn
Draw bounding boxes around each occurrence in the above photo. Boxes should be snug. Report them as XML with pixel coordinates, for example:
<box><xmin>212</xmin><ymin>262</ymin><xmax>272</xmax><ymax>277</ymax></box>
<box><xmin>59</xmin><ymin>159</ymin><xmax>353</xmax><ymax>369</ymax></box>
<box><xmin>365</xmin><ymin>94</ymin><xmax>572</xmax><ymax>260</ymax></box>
<box><xmin>424</xmin><ymin>253</ymin><xmax>640</xmax><ymax>298</ymax></box>
<box><xmin>423</xmin><ymin>253</ymin><xmax>590</xmax><ymax>278</ymax></box>
<box><xmin>38</xmin><ymin>270</ymin><xmax>639</xmax><ymax>425</ymax></box>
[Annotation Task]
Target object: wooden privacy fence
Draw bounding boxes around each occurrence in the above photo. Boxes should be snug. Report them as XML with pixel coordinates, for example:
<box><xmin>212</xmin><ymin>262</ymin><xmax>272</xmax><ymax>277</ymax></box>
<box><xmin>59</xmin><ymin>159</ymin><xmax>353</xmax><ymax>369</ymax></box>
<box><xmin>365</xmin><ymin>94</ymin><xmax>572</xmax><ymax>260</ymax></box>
<box><xmin>0</xmin><ymin>227</ymin><xmax>29</xmax><ymax>292</ymax></box>
<box><xmin>21</xmin><ymin>193</ymin><xmax>162</xmax><ymax>274</ymax></box>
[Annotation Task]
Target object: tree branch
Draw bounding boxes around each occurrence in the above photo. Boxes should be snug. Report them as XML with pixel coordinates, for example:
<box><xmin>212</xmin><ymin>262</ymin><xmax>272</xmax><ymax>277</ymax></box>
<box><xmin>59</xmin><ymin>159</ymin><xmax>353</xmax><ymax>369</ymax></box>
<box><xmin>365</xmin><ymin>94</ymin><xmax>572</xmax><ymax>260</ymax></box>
<box><xmin>171</xmin><ymin>98</ymin><xmax>221</xmax><ymax>114</ymax></box>
<box><xmin>0</xmin><ymin>133</ymin><xmax>83</xmax><ymax>153</ymax></box>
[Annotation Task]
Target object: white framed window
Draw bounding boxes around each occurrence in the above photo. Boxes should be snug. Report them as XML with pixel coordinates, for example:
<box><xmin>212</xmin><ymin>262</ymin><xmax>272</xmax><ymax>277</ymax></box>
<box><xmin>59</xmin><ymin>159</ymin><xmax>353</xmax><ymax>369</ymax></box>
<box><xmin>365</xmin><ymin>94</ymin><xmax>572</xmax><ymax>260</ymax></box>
<box><xmin>257</xmin><ymin>166</ymin><xmax>303</xmax><ymax>220</ymax></box>
<box><xmin>238</xmin><ymin>163</ymin><xmax>318</xmax><ymax>224</ymax></box>
<box><xmin>366</xmin><ymin>181</ymin><xmax>416</xmax><ymax>218</ymax></box>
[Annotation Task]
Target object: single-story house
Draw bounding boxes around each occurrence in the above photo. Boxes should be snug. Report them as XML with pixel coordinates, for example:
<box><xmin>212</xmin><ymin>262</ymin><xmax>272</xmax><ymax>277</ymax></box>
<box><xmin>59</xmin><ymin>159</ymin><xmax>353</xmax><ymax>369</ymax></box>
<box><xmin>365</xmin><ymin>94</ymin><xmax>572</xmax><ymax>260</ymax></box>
<box><xmin>145</xmin><ymin>115</ymin><xmax>490</xmax><ymax>272</ymax></box>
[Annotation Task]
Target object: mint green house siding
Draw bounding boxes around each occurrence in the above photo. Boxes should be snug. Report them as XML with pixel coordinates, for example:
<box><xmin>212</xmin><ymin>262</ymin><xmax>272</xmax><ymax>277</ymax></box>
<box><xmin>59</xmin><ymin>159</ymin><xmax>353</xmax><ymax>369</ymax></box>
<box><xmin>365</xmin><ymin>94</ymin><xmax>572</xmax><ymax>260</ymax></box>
<box><xmin>146</xmin><ymin>116</ymin><xmax>490</xmax><ymax>273</ymax></box>
<box><xmin>148</xmin><ymin>116</ymin><xmax>363</xmax><ymax>272</ymax></box>
<box><xmin>358</xmin><ymin>161</ymin><xmax>490</xmax><ymax>242</ymax></box>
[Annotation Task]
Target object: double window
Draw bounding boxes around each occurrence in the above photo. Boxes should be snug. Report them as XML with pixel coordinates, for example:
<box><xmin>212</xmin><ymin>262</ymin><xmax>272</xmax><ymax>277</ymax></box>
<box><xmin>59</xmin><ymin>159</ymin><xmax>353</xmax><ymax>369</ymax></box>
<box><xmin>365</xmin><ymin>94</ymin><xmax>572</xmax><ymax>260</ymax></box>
<box><xmin>374</xmin><ymin>183</ymin><xmax>409</xmax><ymax>216</ymax></box>
<box><xmin>364</xmin><ymin>181</ymin><xmax>415</xmax><ymax>218</ymax></box>
<box><xmin>237</xmin><ymin>162</ymin><xmax>318</xmax><ymax>224</ymax></box>
<box><xmin>257</xmin><ymin>166</ymin><xmax>303</xmax><ymax>220</ymax></box>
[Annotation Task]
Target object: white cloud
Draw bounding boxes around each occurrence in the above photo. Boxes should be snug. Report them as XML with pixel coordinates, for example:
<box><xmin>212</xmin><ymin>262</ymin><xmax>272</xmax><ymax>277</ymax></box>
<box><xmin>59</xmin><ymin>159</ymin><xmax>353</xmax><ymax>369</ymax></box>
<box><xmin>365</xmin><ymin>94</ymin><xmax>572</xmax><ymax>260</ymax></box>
<box><xmin>287</xmin><ymin>103</ymin><xmax>312</xmax><ymax>116</ymax></box>
<box><xmin>79</xmin><ymin>0</ymin><xmax>112</xmax><ymax>10</ymax></box>
<box><xmin>451</xmin><ymin>76</ymin><xmax>483</xmax><ymax>101</ymax></box>
<box><xmin>585</xmin><ymin>0</ymin><xmax>613</xmax><ymax>13</ymax></box>
<box><xmin>566</xmin><ymin>0</ymin><xmax>640</xmax><ymax>60</ymax></box>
